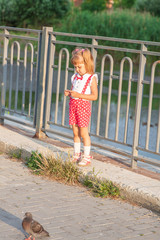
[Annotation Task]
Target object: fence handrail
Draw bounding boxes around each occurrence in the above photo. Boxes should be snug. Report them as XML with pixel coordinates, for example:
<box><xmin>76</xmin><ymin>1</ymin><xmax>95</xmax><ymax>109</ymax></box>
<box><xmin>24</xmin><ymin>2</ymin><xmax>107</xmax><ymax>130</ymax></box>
<box><xmin>0</xmin><ymin>26</ymin><xmax>41</xmax><ymax>34</ymax></box>
<box><xmin>51</xmin><ymin>31</ymin><xmax>160</xmax><ymax>47</ymax></box>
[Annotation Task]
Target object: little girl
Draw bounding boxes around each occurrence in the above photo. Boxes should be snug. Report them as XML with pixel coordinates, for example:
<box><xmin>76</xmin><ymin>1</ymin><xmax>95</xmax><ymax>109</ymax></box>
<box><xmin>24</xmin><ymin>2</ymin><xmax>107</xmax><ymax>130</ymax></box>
<box><xmin>64</xmin><ymin>48</ymin><xmax>98</xmax><ymax>166</ymax></box>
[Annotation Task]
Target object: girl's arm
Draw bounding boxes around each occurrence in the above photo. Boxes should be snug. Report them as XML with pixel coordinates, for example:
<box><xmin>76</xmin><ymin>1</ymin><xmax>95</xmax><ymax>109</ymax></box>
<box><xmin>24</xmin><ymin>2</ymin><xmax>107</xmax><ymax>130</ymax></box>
<box><xmin>69</xmin><ymin>77</ymin><xmax>98</xmax><ymax>101</ymax></box>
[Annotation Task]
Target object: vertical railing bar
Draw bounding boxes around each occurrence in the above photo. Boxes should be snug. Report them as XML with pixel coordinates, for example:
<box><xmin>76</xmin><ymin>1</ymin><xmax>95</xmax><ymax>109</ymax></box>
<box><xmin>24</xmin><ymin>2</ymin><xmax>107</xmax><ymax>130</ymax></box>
<box><xmin>28</xmin><ymin>43</ymin><xmax>34</xmax><ymax>117</ymax></box>
<box><xmin>43</xmin><ymin>29</ymin><xmax>54</xmax><ymax>130</ymax></box>
<box><xmin>147</xmin><ymin>60</ymin><xmax>160</xmax><ymax>152</ymax></box>
<box><xmin>115</xmin><ymin>59</ymin><xmax>123</xmax><ymax>141</ymax></box>
<box><xmin>145</xmin><ymin>61</ymin><xmax>156</xmax><ymax>149</ymax></box>
<box><xmin>35</xmin><ymin>27</ymin><xmax>52</xmax><ymax>137</ymax></box>
<box><xmin>132</xmin><ymin>44</ymin><xmax>147</xmax><ymax>168</ymax></box>
<box><xmin>9</xmin><ymin>43</ymin><xmax>13</xmax><ymax>110</ymax></box>
<box><xmin>156</xmin><ymin>101</ymin><xmax>160</xmax><ymax>153</ymax></box>
<box><xmin>33</xmin><ymin>32</ymin><xmax>41</xmax><ymax>127</ymax></box>
<box><xmin>0</xmin><ymin>29</ymin><xmax>9</xmax><ymax>125</ymax></box>
<box><xmin>89</xmin><ymin>38</ymin><xmax>98</xmax><ymax>132</ymax></box>
<box><xmin>62</xmin><ymin>48</ymin><xmax>69</xmax><ymax>126</ymax></box>
<box><xmin>123</xmin><ymin>57</ymin><xmax>133</xmax><ymax>143</ymax></box>
<box><xmin>105</xmin><ymin>55</ymin><xmax>113</xmax><ymax>138</ymax></box>
<box><xmin>14</xmin><ymin>41</ymin><xmax>20</xmax><ymax>111</ymax></box>
<box><xmin>96</xmin><ymin>58</ymin><xmax>104</xmax><ymax>135</ymax></box>
<box><xmin>54</xmin><ymin>50</ymin><xmax>62</xmax><ymax>124</ymax></box>
<box><xmin>22</xmin><ymin>44</ymin><xmax>27</xmax><ymax>113</ymax></box>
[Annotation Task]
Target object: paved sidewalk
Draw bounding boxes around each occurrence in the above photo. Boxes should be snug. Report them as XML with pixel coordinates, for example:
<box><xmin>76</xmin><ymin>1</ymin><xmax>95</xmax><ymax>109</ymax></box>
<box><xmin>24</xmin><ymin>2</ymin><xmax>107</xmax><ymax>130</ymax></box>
<box><xmin>0</xmin><ymin>123</ymin><xmax>160</xmax><ymax>215</ymax></box>
<box><xmin>0</xmin><ymin>154</ymin><xmax>160</xmax><ymax>240</ymax></box>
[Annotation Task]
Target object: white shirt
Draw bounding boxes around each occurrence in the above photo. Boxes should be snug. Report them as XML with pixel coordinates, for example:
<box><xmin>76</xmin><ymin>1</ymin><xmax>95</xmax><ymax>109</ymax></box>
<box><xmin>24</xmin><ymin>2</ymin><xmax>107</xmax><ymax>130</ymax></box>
<box><xmin>71</xmin><ymin>73</ymin><xmax>98</xmax><ymax>99</ymax></box>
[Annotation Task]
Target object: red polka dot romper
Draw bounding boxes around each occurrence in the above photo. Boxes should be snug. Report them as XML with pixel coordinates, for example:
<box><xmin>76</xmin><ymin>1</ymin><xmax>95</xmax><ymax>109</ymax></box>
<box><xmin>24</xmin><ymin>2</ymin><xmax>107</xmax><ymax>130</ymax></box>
<box><xmin>69</xmin><ymin>74</ymin><xmax>93</xmax><ymax>128</ymax></box>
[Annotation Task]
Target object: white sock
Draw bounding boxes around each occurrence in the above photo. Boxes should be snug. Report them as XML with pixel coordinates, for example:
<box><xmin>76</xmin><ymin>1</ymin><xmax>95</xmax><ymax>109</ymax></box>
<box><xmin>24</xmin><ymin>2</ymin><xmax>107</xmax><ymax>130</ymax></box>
<box><xmin>74</xmin><ymin>142</ymin><xmax>81</xmax><ymax>154</ymax></box>
<box><xmin>84</xmin><ymin>146</ymin><xmax>91</xmax><ymax>156</ymax></box>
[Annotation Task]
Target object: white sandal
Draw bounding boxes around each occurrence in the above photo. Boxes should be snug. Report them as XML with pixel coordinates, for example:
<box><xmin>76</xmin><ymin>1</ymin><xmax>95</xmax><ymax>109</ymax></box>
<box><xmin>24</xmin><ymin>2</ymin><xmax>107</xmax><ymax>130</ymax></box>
<box><xmin>78</xmin><ymin>155</ymin><xmax>92</xmax><ymax>167</ymax></box>
<box><xmin>71</xmin><ymin>153</ymin><xmax>81</xmax><ymax>163</ymax></box>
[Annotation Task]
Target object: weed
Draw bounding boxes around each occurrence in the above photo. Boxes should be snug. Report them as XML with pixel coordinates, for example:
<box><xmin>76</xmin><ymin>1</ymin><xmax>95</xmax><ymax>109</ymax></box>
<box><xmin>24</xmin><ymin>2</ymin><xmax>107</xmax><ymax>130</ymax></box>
<box><xmin>27</xmin><ymin>151</ymin><xmax>81</xmax><ymax>184</ymax></box>
<box><xmin>9</xmin><ymin>149</ymin><xmax>22</xmax><ymax>159</ymax></box>
<box><xmin>26</xmin><ymin>151</ymin><xmax>43</xmax><ymax>174</ymax></box>
<box><xmin>26</xmin><ymin>151</ymin><xmax>120</xmax><ymax>198</ymax></box>
<box><xmin>82</xmin><ymin>169</ymin><xmax>120</xmax><ymax>198</ymax></box>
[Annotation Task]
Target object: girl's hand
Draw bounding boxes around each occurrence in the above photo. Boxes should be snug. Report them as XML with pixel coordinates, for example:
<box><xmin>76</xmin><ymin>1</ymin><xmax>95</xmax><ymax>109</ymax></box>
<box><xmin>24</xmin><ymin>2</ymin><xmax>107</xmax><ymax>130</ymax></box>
<box><xmin>69</xmin><ymin>91</ymin><xmax>80</xmax><ymax>98</ymax></box>
<box><xmin>64</xmin><ymin>90</ymin><xmax>71</xmax><ymax>96</ymax></box>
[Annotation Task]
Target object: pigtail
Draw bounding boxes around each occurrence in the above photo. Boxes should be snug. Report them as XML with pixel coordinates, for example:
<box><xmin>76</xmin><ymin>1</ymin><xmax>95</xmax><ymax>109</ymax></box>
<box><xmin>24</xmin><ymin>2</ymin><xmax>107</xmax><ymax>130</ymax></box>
<box><xmin>82</xmin><ymin>49</ymin><xmax>94</xmax><ymax>74</ymax></box>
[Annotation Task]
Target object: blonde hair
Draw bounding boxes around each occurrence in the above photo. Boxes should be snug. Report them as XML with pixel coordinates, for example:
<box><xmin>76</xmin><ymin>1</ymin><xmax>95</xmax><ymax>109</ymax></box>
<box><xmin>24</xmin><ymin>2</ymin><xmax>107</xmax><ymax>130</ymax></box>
<box><xmin>71</xmin><ymin>48</ymin><xmax>94</xmax><ymax>74</ymax></box>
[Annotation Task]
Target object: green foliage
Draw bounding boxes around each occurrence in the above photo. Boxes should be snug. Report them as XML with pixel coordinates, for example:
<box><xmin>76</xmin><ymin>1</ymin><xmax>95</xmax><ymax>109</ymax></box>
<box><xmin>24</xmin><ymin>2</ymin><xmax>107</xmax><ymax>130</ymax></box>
<box><xmin>9</xmin><ymin>149</ymin><xmax>22</xmax><ymax>159</ymax></box>
<box><xmin>82</xmin><ymin>169</ymin><xmax>120</xmax><ymax>197</ymax></box>
<box><xmin>0</xmin><ymin>0</ymin><xmax>14</xmax><ymax>24</ymax></box>
<box><xmin>0</xmin><ymin>0</ymin><xmax>71</xmax><ymax>27</ymax></box>
<box><xmin>114</xmin><ymin>0</ymin><xmax>136</xmax><ymax>8</ymax></box>
<box><xmin>59</xmin><ymin>9</ymin><xmax>160</xmax><ymax>43</ymax></box>
<box><xmin>81</xmin><ymin>0</ymin><xmax>106</xmax><ymax>12</ymax></box>
<box><xmin>26</xmin><ymin>151</ymin><xmax>43</xmax><ymax>173</ymax></box>
<box><xmin>136</xmin><ymin>0</ymin><xmax>160</xmax><ymax>17</ymax></box>
<box><xmin>121</xmin><ymin>0</ymin><xmax>136</xmax><ymax>8</ymax></box>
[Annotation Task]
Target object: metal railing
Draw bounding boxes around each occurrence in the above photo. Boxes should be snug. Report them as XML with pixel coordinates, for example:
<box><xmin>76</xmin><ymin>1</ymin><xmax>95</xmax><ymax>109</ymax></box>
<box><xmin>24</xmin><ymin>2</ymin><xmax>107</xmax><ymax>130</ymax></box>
<box><xmin>0</xmin><ymin>26</ymin><xmax>40</xmax><ymax>127</ymax></box>
<box><xmin>0</xmin><ymin>26</ymin><xmax>159</xmax><ymax>169</ymax></box>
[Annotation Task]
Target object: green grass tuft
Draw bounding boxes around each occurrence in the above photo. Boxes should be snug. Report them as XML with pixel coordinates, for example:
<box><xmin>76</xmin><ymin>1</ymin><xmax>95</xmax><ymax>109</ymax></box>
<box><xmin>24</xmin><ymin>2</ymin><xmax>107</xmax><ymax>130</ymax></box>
<box><xmin>9</xmin><ymin>149</ymin><xmax>22</xmax><ymax>159</ymax></box>
<box><xmin>82</xmin><ymin>169</ymin><xmax>120</xmax><ymax>198</ymax></box>
<box><xmin>26</xmin><ymin>151</ymin><xmax>81</xmax><ymax>184</ymax></box>
<box><xmin>26</xmin><ymin>151</ymin><xmax>120</xmax><ymax>198</ymax></box>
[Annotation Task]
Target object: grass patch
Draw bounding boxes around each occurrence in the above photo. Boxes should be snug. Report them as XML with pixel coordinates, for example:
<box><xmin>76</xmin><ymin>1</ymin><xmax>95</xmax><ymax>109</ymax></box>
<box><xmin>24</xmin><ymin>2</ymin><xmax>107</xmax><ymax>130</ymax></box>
<box><xmin>9</xmin><ymin>148</ymin><xmax>22</xmax><ymax>159</ymax></box>
<box><xmin>26</xmin><ymin>151</ymin><xmax>81</xmax><ymax>185</ymax></box>
<box><xmin>26</xmin><ymin>151</ymin><xmax>120</xmax><ymax>198</ymax></box>
<box><xmin>82</xmin><ymin>168</ymin><xmax>120</xmax><ymax>198</ymax></box>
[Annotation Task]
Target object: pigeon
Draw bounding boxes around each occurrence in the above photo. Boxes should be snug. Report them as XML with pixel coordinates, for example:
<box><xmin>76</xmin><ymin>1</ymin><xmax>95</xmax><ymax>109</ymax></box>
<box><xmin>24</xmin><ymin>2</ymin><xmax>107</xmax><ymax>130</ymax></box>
<box><xmin>22</xmin><ymin>212</ymin><xmax>49</xmax><ymax>240</ymax></box>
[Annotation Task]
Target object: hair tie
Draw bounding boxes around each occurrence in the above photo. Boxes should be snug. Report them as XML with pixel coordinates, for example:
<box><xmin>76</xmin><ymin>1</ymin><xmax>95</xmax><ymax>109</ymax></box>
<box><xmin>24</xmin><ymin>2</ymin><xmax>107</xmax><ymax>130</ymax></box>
<box><xmin>82</xmin><ymin>49</ymin><xmax>85</xmax><ymax>52</ymax></box>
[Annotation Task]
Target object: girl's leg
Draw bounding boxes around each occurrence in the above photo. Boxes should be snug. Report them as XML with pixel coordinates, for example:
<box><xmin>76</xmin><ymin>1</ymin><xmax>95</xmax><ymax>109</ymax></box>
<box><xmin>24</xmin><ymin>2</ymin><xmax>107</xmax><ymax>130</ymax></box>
<box><xmin>71</xmin><ymin>124</ymin><xmax>81</xmax><ymax>162</ymax></box>
<box><xmin>79</xmin><ymin>127</ymin><xmax>92</xmax><ymax>166</ymax></box>
<box><xmin>79</xmin><ymin>127</ymin><xmax>91</xmax><ymax>146</ymax></box>
<box><xmin>72</xmin><ymin>124</ymin><xmax>81</xmax><ymax>143</ymax></box>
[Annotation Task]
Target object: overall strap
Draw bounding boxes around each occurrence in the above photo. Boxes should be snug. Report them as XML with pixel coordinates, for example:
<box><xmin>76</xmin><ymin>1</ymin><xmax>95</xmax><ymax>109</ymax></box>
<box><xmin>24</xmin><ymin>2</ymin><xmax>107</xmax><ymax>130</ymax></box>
<box><xmin>81</xmin><ymin>75</ymin><xmax>93</xmax><ymax>94</ymax></box>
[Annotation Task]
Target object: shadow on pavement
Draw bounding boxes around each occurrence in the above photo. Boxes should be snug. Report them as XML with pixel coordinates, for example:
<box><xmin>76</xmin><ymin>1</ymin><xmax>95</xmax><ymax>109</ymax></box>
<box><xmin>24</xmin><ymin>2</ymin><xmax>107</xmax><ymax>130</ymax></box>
<box><xmin>0</xmin><ymin>208</ymin><xmax>25</xmax><ymax>234</ymax></box>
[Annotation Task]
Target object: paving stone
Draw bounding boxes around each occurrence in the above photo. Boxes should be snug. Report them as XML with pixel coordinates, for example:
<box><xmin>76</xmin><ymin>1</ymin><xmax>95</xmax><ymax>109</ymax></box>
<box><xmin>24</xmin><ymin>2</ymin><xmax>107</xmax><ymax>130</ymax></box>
<box><xmin>0</xmin><ymin>154</ymin><xmax>160</xmax><ymax>240</ymax></box>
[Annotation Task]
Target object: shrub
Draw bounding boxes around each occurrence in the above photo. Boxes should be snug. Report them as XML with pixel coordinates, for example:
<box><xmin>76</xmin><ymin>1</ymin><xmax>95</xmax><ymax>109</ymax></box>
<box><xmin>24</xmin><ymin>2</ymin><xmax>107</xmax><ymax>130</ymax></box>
<box><xmin>114</xmin><ymin>0</ymin><xmax>136</xmax><ymax>8</ymax></box>
<box><xmin>59</xmin><ymin>9</ymin><xmax>160</xmax><ymax>42</ymax></box>
<box><xmin>136</xmin><ymin>0</ymin><xmax>160</xmax><ymax>17</ymax></box>
<box><xmin>81</xmin><ymin>0</ymin><xmax>106</xmax><ymax>12</ymax></box>
<box><xmin>0</xmin><ymin>0</ymin><xmax>71</xmax><ymax>27</ymax></box>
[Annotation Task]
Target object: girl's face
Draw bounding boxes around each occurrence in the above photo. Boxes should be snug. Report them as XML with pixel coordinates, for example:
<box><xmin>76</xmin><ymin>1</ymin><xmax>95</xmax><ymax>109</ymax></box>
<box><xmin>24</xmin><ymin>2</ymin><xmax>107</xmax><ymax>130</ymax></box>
<box><xmin>74</xmin><ymin>58</ymin><xmax>86</xmax><ymax>76</ymax></box>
